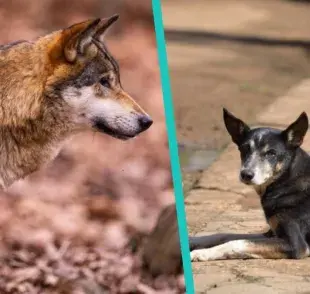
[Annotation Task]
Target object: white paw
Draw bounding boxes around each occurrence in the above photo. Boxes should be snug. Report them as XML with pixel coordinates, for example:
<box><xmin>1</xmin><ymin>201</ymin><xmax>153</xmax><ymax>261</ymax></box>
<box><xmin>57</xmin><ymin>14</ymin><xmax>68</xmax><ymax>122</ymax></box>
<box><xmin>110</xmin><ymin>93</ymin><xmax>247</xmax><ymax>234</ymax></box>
<box><xmin>191</xmin><ymin>250</ymin><xmax>207</xmax><ymax>262</ymax></box>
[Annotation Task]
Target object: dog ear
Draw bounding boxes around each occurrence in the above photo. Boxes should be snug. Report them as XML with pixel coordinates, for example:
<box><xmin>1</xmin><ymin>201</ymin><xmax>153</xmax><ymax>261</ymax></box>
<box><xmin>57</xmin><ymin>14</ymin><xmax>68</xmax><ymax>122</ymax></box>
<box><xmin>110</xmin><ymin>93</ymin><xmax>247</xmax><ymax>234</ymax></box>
<box><xmin>62</xmin><ymin>18</ymin><xmax>101</xmax><ymax>63</ymax></box>
<box><xmin>223</xmin><ymin>108</ymin><xmax>250</xmax><ymax>145</ymax></box>
<box><xmin>94</xmin><ymin>14</ymin><xmax>119</xmax><ymax>43</ymax></box>
<box><xmin>282</xmin><ymin>112</ymin><xmax>308</xmax><ymax>147</ymax></box>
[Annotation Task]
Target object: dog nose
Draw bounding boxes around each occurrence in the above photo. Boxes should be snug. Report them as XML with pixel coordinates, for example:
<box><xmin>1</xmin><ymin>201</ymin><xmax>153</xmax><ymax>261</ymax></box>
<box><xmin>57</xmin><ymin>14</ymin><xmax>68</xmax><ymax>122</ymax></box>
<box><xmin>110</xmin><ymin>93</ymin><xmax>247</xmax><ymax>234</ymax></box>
<box><xmin>138</xmin><ymin>115</ymin><xmax>153</xmax><ymax>131</ymax></box>
<box><xmin>240</xmin><ymin>170</ymin><xmax>254</xmax><ymax>182</ymax></box>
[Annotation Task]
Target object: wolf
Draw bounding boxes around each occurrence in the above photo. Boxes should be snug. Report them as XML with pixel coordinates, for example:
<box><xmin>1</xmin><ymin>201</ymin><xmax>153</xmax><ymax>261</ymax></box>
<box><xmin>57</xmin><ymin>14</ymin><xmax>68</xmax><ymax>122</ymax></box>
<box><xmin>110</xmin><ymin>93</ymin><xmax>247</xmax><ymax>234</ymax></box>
<box><xmin>0</xmin><ymin>15</ymin><xmax>152</xmax><ymax>189</ymax></box>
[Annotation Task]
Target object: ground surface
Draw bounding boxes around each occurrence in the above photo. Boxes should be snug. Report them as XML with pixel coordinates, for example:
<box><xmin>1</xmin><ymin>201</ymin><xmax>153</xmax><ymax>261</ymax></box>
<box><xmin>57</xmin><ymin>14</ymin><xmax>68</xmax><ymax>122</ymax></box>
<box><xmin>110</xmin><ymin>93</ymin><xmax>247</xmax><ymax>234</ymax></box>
<box><xmin>162</xmin><ymin>0</ymin><xmax>310</xmax><ymax>293</ymax></box>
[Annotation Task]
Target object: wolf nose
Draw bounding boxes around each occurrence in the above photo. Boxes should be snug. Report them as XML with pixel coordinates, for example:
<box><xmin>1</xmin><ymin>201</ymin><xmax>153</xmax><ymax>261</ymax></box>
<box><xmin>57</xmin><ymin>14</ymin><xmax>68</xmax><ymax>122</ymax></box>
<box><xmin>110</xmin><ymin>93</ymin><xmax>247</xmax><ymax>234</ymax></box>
<box><xmin>138</xmin><ymin>115</ymin><xmax>153</xmax><ymax>131</ymax></box>
<box><xmin>240</xmin><ymin>170</ymin><xmax>254</xmax><ymax>182</ymax></box>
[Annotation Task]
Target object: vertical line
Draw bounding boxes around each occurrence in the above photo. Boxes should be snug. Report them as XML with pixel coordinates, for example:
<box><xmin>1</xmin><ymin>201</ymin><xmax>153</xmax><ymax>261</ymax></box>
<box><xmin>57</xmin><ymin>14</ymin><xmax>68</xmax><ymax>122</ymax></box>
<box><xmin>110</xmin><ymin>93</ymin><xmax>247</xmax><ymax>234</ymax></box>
<box><xmin>151</xmin><ymin>1</ymin><xmax>195</xmax><ymax>293</ymax></box>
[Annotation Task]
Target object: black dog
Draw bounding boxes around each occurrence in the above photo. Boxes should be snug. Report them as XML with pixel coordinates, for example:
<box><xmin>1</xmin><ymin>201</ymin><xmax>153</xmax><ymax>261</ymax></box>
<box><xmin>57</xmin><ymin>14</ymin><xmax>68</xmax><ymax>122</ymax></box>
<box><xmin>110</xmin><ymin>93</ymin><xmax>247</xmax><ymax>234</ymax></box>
<box><xmin>190</xmin><ymin>108</ymin><xmax>310</xmax><ymax>261</ymax></box>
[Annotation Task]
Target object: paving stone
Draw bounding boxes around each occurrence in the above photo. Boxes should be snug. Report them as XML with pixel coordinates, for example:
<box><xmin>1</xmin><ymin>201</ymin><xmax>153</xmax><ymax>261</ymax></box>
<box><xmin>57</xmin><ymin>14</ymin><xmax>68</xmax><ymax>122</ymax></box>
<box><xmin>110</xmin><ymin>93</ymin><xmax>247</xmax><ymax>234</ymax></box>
<box><xmin>186</xmin><ymin>189</ymin><xmax>242</xmax><ymax>204</ymax></box>
<box><xmin>193</xmin><ymin>264</ymin><xmax>236</xmax><ymax>293</ymax></box>
<box><xmin>163</xmin><ymin>0</ymin><xmax>267</xmax><ymax>33</ymax></box>
<box><xmin>218</xmin><ymin>209</ymin><xmax>265</xmax><ymax>222</ymax></box>
<box><xmin>258</xmin><ymin>80</ymin><xmax>310</xmax><ymax>126</ymax></box>
<box><xmin>198</xmin><ymin>144</ymin><xmax>252</xmax><ymax>195</ymax></box>
<box><xmin>186</xmin><ymin>204</ymin><xmax>222</xmax><ymax>234</ymax></box>
<box><xmin>197</xmin><ymin>220</ymin><xmax>266</xmax><ymax>234</ymax></box>
<box><xmin>167</xmin><ymin>43</ymin><xmax>237</xmax><ymax>69</ymax></box>
<box><xmin>162</xmin><ymin>0</ymin><xmax>310</xmax><ymax>40</ymax></box>
<box><xmin>207</xmin><ymin>283</ymin><xmax>283</xmax><ymax>294</ymax></box>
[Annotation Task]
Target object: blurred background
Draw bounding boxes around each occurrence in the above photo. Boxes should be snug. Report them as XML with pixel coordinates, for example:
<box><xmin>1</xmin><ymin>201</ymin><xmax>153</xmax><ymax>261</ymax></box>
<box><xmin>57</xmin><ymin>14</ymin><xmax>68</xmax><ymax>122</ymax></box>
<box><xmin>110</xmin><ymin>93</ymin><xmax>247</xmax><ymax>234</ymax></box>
<box><xmin>162</xmin><ymin>0</ymin><xmax>310</xmax><ymax>293</ymax></box>
<box><xmin>0</xmin><ymin>1</ymin><xmax>184</xmax><ymax>293</ymax></box>
<box><xmin>162</xmin><ymin>0</ymin><xmax>310</xmax><ymax>195</ymax></box>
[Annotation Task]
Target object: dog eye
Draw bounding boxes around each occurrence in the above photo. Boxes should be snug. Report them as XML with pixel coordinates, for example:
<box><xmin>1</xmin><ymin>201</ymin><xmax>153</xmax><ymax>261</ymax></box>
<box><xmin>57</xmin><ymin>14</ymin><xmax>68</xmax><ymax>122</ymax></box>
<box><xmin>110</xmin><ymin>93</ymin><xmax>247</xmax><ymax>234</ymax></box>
<box><xmin>265</xmin><ymin>149</ymin><xmax>276</xmax><ymax>157</ymax></box>
<box><xmin>99</xmin><ymin>77</ymin><xmax>110</xmax><ymax>88</ymax></box>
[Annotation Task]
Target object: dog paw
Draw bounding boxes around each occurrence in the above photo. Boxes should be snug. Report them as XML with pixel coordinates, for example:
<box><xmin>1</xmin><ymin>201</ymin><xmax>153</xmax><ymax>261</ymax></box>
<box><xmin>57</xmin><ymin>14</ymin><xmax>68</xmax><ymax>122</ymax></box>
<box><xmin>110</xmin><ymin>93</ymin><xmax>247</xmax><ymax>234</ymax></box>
<box><xmin>190</xmin><ymin>250</ymin><xmax>205</xmax><ymax>262</ymax></box>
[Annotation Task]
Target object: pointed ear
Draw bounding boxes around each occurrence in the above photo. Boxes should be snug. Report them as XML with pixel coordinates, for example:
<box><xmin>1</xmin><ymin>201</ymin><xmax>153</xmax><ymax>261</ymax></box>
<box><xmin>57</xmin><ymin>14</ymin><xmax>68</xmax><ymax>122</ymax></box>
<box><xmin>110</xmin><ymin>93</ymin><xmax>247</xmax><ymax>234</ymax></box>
<box><xmin>223</xmin><ymin>108</ymin><xmax>250</xmax><ymax>145</ymax></box>
<box><xmin>282</xmin><ymin>112</ymin><xmax>308</xmax><ymax>147</ymax></box>
<box><xmin>94</xmin><ymin>14</ymin><xmax>119</xmax><ymax>42</ymax></box>
<box><xmin>63</xmin><ymin>18</ymin><xmax>101</xmax><ymax>63</ymax></box>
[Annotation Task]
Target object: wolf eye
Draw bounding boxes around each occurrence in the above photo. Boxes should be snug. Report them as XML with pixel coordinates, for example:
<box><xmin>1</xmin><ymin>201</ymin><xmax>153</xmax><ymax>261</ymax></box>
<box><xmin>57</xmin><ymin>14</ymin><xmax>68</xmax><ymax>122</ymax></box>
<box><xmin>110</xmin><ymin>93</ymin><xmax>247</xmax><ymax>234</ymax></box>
<box><xmin>265</xmin><ymin>149</ymin><xmax>276</xmax><ymax>157</ymax></box>
<box><xmin>99</xmin><ymin>77</ymin><xmax>110</xmax><ymax>88</ymax></box>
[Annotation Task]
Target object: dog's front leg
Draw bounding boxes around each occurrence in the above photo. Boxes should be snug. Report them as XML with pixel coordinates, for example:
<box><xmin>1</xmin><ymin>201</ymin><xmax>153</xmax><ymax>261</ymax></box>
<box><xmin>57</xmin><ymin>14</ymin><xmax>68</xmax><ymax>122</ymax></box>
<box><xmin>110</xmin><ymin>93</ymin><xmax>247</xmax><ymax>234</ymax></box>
<box><xmin>191</xmin><ymin>237</ymin><xmax>291</xmax><ymax>261</ymax></box>
<box><xmin>189</xmin><ymin>230</ymin><xmax>274</xmax><ymax>250</ymax></box>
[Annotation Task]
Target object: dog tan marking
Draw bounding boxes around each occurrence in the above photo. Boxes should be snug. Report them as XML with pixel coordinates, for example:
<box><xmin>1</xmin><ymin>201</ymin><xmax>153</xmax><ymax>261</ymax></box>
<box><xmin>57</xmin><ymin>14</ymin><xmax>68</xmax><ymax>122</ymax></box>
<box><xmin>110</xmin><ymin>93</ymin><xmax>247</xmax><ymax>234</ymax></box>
<box><xmin>262</xmin><ymin>144</ymin><xmax>269</xmax><ymax>153</ymax></box>
<box><xmin>267</xmin><ymin>215</ymin><xmax>279</xmax><ymax>233</ymax></box>
<box><xmin>254</xmin><ymin>184</ymin><xmax>268</xmax><ymax>197</ymax></box>
<box><xmin>275</xmin><ymin>162</ymin><xmax>283</xmax><ymax>172</ymax></box>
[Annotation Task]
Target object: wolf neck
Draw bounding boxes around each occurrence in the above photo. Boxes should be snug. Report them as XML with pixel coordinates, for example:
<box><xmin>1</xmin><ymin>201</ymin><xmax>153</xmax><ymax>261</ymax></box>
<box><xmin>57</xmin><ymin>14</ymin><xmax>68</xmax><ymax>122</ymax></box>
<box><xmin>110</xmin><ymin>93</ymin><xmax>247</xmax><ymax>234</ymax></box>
<box><xmin>0</xmin><ymin>40</ymin><xmax>78</xmax><ymax>189</ymax></box>
<box><xmin>0</xmin><ymin>101</ymin><xmax>74</xmax><ymax>189</ymax></box>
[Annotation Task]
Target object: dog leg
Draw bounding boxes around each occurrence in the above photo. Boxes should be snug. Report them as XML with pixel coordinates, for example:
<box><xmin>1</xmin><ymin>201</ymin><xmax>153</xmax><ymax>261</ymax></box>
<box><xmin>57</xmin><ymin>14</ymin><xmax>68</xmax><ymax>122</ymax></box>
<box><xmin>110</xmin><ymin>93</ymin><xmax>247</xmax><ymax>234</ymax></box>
<box><xmin>189</xmin><ymin>230</ymin><xmax>273</xmax><ymax>250</ymax></box>
<box><xmin>191</xmin><ymin>237</ymin><xmax>292</xmax><ymax>261</ymax></box>
<box><xmin>277</xmin><ymin>221</ymin><xmax>310</xmax><ymax>259</ymax></box>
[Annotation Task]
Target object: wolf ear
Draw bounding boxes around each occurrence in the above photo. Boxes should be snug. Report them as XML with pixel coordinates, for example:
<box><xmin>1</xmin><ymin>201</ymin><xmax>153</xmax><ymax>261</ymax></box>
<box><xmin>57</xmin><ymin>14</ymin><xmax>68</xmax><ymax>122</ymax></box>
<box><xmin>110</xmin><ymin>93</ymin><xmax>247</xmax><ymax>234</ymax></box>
<box><xmin>63</xmin><ymin>18</ymin><xmax>101</xmax><ymax>63</ymax></box>
<box><xmin>62</xmin><ymin>15</ymin><xmax>119</xmax><ymax>63</ymax></box>
<box><xmin>282</xmin><ymin>112</ymin><xmax>308</xmax><ymax>147</ymax></box>
<box><xmin>94</xmin><ymin>14</ymin><xmax>119</xmax><ymax>42</ymax></box>
<box><xmin>223</xmin><ymin>108</ymin><xmax>250</xmax><ymax>145</ymax></box>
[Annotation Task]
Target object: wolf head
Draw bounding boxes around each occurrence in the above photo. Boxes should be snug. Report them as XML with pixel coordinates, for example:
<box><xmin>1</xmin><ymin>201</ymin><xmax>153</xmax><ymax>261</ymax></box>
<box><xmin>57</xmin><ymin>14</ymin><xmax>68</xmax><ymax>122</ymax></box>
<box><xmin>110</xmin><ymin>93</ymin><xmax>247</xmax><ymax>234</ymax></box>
<box><xmin>223</xmin><ymin>108</ymin><xmax>308</xmax><ymax>187</ymax></box>
<box><xmin>0</xmin><ymin>15</ymin><xmax>155</xmax><ymax>188</ymax></box>
<box><xmin>44</xmin><ymin>15</ymin><xmax>152</xmax><ymax>140</ymax></box>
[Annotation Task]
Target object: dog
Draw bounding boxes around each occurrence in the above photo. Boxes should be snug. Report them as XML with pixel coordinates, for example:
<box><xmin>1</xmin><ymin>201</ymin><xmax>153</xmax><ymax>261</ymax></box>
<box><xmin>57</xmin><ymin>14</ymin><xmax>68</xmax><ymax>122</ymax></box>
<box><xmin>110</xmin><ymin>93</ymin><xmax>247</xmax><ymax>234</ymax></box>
<box><xmin>190</xmin><ymin>108</ymin><xmax>310</xmax><ymax>261</ymax></box>
<box><xmin>0</xmin><ymin>15</ymin><xmax>152</xmax><ymax>190</ymax></box>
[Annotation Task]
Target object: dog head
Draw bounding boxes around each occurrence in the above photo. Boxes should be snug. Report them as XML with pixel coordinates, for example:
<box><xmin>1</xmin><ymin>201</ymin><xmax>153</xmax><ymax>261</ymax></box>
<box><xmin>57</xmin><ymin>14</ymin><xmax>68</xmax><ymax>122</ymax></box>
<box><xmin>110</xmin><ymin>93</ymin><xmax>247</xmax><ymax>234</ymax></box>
<box><xmin>45</xmin><ymin>15</ymin><xmax>152</xmax><ymax>140</ymax></box>
<box><xmin>223</xmin><ymin>108</ymin><xmax>308</xmax><ymax>188</ymax></box>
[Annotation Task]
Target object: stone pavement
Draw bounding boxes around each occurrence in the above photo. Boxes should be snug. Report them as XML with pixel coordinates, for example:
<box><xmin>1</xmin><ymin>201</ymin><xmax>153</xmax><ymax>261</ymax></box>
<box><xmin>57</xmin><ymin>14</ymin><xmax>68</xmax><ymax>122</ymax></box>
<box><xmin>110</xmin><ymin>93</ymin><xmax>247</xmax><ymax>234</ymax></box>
<box><xmin>186</xmin><ymin>79</ymin><xmax>310</xmax><ymax>294</ymax></box>
<box><xmin>162</xmin><ymin>0</ymin><xmax>310</xmax><ymax>151</ymax></box>
<box><xmin>163</xmin><ymin>0</ymin><xmax>310</xmax><ymax>40</ymax></box>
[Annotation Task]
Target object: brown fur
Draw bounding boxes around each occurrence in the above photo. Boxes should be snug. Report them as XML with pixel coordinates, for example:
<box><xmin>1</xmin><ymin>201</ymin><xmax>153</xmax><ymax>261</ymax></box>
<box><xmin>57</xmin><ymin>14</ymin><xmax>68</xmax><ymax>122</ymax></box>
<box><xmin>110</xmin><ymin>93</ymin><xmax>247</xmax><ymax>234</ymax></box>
<box><xmin>243</xmin><ymin>239</ymin><xmax>289</xmax><ymax>259</ymax></box>
<box><xmin>267</xmin><ymin>215</ymin><xmax>279</xmax><ymax>233</ymax></box>
<box><xmin>0</xmin><ymin>16</ymin><xmax>151</xmax><ymax>189</ymax></box>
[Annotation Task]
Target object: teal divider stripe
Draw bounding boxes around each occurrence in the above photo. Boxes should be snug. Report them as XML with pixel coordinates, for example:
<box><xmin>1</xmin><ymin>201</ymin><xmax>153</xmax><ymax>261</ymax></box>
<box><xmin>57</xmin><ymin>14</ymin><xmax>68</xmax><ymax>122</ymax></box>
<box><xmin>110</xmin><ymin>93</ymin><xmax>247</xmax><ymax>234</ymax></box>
<box><xmin>151</xmin><ymin>1</ymin><xmax>195</xmax><ymax>293</ymax></box>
